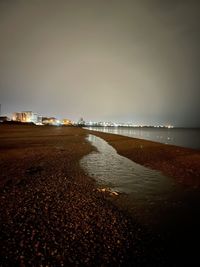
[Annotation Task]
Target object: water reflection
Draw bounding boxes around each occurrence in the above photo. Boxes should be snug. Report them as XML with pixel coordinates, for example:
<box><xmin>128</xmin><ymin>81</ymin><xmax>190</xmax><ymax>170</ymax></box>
<box><xmin>81</xmin><ymin>135</ymin><xmax>175</xmax><ymax>200</ymax></box>
<box><xmin>85</xmin><ymin>127</ymin><xmax>200</xmax><ymax>149</ymax></box>
<box><xmin>81</xmin><ymin>134</ymin><xmax>200</xmax><ymax>265</ymax></box>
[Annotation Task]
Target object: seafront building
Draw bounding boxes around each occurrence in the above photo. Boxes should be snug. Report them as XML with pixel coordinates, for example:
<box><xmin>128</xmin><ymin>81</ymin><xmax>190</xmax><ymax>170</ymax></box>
<box><xmin>83</xmin><ymin>121</ymin><xmax>174</xmax><ymax>128</ymax></box>
<box><xmin>13</xmin><ymin>111</ymin><xmax>39</xmax><ymax>124</ymax></box>
<box><xmin>10</xmin><ymin>111</ymin><xmax>173</xmax><ymax>128</ymax></box>
<box><xmin>61</xmin><ymin>119</ymin><xmax>73</xmax><ymax>126</ymax></box>
<box><xmin>11</xmin><ymin>111</ymin><xmax>73</xmax><ymax>126</ymax></box>
<box><xmin>0</xmin><ymin>116</ymin><xmax>10</xmax><ymax>122</ymax></box>
<box><xmin>42</xmin><ymin>117</ymin><xmax>58</xmax><ymax>125</ymax></box>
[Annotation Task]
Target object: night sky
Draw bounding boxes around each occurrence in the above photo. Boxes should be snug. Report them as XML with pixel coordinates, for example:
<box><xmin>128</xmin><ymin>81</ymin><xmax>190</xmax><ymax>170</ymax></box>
<box><xmin>0</xmin><ymin>0</ymin><xmax>200</xmax><ymax>126</ymax></box>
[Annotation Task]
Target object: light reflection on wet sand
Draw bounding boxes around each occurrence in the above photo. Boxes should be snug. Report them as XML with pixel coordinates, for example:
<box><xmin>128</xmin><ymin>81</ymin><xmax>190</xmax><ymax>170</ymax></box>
<box><xmin>81</xmin><ymin>134</ymin><xmax>175</xmax><ymax>197</ymax></box>
<box><xmin>81</xmin><ymin>134</ymin><xmax>182</xmax><ymax>224</ymax></box>
<box><xmin>81</xmin><ymin>134</ymin><xmax>200</xmax><ymax>265</ymax></box>
<box><xmin>85</xmin><ymin>127</ymin><xmax>200</xmax><ymax>149</ymax></box>
<box><xmin>81</xmin><ymin>134</ymin><xmax>200</xmax><ymax>228</ymax></box>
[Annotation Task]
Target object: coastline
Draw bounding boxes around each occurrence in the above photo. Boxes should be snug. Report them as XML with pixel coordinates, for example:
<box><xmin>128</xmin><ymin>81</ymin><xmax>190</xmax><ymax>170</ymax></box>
<box><xmin>84</xmin><ymin>129</ymin><xmax>200</xmax><ymax>187</ymax></box>
<box><xmin>0</xmin><ymin>125</ymin><xmax>164</xmax><ymax>266</ymax></box>
<box><xmin>82</xmin><ymin>128</ymin><xmax>200</xmax><ymax>266</ymax></box>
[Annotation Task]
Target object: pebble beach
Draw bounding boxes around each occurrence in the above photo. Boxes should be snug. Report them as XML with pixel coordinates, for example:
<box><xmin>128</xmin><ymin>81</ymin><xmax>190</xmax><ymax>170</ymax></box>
<box><xmin>0</xmin><ymin>124</ymin><xmax>165</xmax><ymax>267</ymax></box>
<box><xmin>85</xmin><ymin>129</ymin><xmax>200</xmax><ymax>187</ymax></box>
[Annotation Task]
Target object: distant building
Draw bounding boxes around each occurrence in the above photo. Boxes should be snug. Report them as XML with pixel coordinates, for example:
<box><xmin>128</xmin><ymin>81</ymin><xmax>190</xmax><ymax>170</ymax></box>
<box><xmin>0</xmin><ymin>116</ymin><xmax>10</xmax><ymax>122</ymax></box>
<box><xmin>12</xmin><ymin>111</ymin><xmax>38</xmax><ymax>124</ymax></box>
<box><xmin>37</xmin><ymin>116</ymin><xmax>43</xmax><ymax>125</ymax></box>
<box><xmin>42</xmin><ymin>117</ymin><xmax>57</xmax><ymax>125</ymax></box>
<box><xmin>61</xmin><ymin>119</ymin><xmax>73</xmax><ymax>126</ymax></box>
<box><xmin>77</xmin><ymin>117</ymin><xmax>85</xmax><ymax>126</ymax></box>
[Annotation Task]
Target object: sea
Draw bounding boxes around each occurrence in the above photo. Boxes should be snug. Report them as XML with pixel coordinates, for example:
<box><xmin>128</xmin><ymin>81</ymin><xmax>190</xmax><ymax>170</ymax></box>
<box><xmin>85</xmin><ymin>127</ymin><xmax>200</xmax><ymax>150</ymax></box>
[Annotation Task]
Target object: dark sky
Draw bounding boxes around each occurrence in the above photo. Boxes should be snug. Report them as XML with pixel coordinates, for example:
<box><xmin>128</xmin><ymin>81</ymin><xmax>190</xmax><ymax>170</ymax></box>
<box><xmin>0</xmin><ymin>0</ymin><xmax>200</xmax><ymax>126</ymax></box>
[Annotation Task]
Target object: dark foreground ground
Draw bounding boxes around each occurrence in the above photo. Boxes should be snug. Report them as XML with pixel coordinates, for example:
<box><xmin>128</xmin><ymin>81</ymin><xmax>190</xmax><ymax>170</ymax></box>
<box><xmin>0</xmin><ymin>125</ymin><xmax>200</xmax><ymax>266</ymax></box>
<box><xmin>0</xmin><ymin>125</ymin><xmax>166</xmax><ymax>267</ymax></box>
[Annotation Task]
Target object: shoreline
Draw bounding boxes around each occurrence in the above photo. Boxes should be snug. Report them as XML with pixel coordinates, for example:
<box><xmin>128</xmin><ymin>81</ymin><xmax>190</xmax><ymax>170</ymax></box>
<box><xmin>84</xmin><ymin>129</ymin><xmax>200</xmax><ymax>187</ymax></box>
<box><xmin>82</xmin><ymin>128</ymin><xmax>200</xmax><ymax>265</ymax></box>
<box><xmin>1</xmin><ymin>124</ymin><xmax>200</xmax><ymax>266</ymax></box>
<box><xmin>0</xmin><ymin>125</ymin><xmax>165</xmax><ymax>266</ymax></box>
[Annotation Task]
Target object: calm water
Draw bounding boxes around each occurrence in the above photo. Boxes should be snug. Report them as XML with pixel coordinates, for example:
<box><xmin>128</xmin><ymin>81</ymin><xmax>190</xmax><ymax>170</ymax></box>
<box><xmin>81</xmin><ymin>134</ymin><xmax>200</xmax><ymax>223</ymax></box>
<box><xmin>81</xmin><ymin>134</ymin><xmax>184</xmax><ymax>225</ymax></box>
<box><xmin>81</xmin><ymin>134</ymin><xmax>175</xmax><ymax>197</ymax></box>
<box><xmin>85</xmin><ymin>127</ymin><xmax>200</xmax><ymax>149</ymax></box>
<box><xmin>81</xmin><ymin>134</ymin><xmax>200</xmax><ymax>265</ymax></box>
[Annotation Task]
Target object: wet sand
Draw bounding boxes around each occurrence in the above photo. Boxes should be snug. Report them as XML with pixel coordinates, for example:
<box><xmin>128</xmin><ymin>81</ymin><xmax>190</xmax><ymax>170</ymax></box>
<box><xmin>0</xmin><ymin>125</ymin><xmax>165</xmax><ymax>266</ymax></box>
<box><xmin>84</xmin><ymin>129</ymin><xmax>200</xmax><ymax>187</ymax></box>
<box><xmin>83</xmin><ymin>129</ymin><xmax>200</xmax><ymax>266</ymax></box>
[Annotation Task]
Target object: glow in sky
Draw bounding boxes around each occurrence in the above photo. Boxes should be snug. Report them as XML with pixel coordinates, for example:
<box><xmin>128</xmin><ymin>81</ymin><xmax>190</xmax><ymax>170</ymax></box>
<box><xmin>0</xmin><ymin>0</ymin><xmax>200</xmax><ymax>126</ymax></box>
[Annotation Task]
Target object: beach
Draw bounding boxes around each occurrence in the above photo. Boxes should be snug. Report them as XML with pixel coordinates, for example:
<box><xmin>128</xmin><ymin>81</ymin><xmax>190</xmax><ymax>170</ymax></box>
<box><xmin>85</xmin><ymin>129</ymin><xmax>200</xmax><ymax>187</ymax></box>
<box><xmin>1</xmin><ymin>124</ymin><xmax>200</xmax><ymax>266</ymax></box>
<box><xmin>0</xmin><ymin>124</ymin><xmax>165</xmax><ymax>267</ymax></box>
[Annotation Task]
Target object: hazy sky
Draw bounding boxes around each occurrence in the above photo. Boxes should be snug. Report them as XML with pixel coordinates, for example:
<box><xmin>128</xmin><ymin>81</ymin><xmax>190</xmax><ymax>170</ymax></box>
<box><xmin>0</xmin><ymin>0</ymin><xmax>200</xmax><ymax>126</ymax></box>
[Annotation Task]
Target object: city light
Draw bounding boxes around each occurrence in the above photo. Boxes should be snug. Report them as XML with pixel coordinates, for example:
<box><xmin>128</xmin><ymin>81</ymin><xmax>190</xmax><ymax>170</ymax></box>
<box><xmin>2</xmin><ymin>111</ymin><xmax>174</xmax><ymax>129</ymax></box>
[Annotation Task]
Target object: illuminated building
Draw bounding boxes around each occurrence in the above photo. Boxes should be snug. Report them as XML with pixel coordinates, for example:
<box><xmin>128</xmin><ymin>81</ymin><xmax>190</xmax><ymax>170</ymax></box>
<box><xmin>13</xmin><ymin>111</ymin><xmax>38</xmax><ymax>124</ymax></box>
<box><xmin>0</xmin><ymin>116</ymin><xmax>9</xmax><ymax>122</ymax></box>
<box><xmin>61</xmin><ymin>119</ymin><xmax>73</xmax><ymax>126</ymax></box>
<box><xmin>42</xmin><ymin>117</ymin><xmax>57</xmax><ymax>125</ymax></box>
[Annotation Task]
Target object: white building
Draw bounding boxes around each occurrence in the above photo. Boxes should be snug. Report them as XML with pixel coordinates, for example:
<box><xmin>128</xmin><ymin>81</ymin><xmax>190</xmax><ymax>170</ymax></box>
<box><xmin>13</xmin><ymin>111</ymin><xmax>39</xmax><ymax>124</ymax></box>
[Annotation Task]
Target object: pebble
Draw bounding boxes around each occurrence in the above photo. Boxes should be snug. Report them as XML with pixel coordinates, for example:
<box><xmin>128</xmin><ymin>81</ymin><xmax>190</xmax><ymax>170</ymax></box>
<box><xmin>0</xmin><ymin>126</ymin><xmax>164</xmax><ymax>266</ymax></box>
